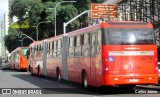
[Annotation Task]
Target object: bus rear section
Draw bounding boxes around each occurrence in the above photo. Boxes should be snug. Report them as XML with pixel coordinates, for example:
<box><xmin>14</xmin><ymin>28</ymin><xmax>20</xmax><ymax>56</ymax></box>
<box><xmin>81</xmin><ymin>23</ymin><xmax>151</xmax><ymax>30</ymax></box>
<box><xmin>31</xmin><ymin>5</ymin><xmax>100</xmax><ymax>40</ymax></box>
<box><xmin>101</xmin><ymin>22</ymin><xmax>158</xmax><ymax>86</ymax></box>
<box><xmin>19</xmin><ymin>47</ymin><xmax>28</xmax><ymax>71</ymax></box>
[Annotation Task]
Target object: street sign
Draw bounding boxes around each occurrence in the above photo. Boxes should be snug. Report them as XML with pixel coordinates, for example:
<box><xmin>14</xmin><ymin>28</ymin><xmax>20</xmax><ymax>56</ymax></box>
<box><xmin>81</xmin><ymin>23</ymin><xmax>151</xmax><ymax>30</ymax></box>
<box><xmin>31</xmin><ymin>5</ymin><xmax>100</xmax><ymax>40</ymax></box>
<box><xmin>91</xmin><ymin>10</ymin><xmax>118</xmax><ymax>18</ymax></box>
<box><xmin>91</xmin><ymin>3</ymin><xmax>118</xmax><ymax>18</ymax></box>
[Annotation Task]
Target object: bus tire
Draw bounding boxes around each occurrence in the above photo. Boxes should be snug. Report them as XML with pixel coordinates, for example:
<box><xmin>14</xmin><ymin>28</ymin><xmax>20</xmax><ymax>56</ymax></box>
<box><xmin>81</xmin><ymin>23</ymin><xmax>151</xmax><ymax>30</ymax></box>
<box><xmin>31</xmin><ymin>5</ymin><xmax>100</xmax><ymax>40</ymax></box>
<box><xmin>28</xmin><ymin>65</ymin><xmax>31</xmax><ymax>72</ymax></box>
<box><xmin>31</xmin><ymin>73</ymin><xmax>34</xmax><ymax>76</ymax></box>
<box><xmin>56</xmin><ymin>68</ymin><xmax>61</xmax><ymax>82</ymax></box>
<box><xmin>30</xmin><ymin>67</ymin><xmax>34</xmax><ymax>76</ymax></box>
<box><xmin>37</xmin><ymin>66</ymin><xmax>41</xmax><ymax>77</ymax></box>
<box><xmin>31</xmin><ymin>69</ymin><xmax>34</xmax><ymax>76</ymax></box>
<box><xmin>82</xmin><ymin>71</ymin><xmax>88</xmax><ymax>88</ymax></box>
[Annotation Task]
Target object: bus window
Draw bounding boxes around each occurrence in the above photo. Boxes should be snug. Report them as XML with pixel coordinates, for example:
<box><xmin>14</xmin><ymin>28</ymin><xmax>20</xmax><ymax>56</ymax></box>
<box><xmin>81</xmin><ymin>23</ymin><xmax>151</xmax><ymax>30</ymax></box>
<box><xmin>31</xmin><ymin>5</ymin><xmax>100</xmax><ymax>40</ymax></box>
<box><xmin>58</xmin><ymin>40</ymin><xmax>62</xmax><ymax>49</ymax></box>
<box><xmin>74</xmin><ymin>36</ymin><xmax>77</xmax><ymax>47</ymax></box>
<box><xmin>97</xmin><ymin>30</ymin><xmax>102</xmax><ymax>54</ymax></box>
<box><xmin>57</xmin><ymin>40</ymin><xmax>62</xmax><ymax>57</ymax></box>
<box><xmin>69</xmin><ymin>37</ymin><xmax>74</xmax><ymax>47</ymax></box>
<box><xmin>54</xmin><ymin>41</ymin><xmax>57</xmax><ymax>50</ymax></box>
<box><xmin>53</xmin><ymin>41</ymin><xmax>57</xmax><ymax>57</ymax></box>
<box><xmin>103</xmin><ymin>28</ymin><xmax>154</xmax><ymax>45</ymax></box>
<box><xmin>75</xmin><ymin>35</ymin><xmax>81</xmax><ymax>57</ymax></box>
<box><xmin>16</xmin><ymin>51</ymin><xmax>19</xmax><ymax>61</ymax></box>
<box><xmin>81</xmin><ymin>34</ymin><xmax>84</xmax><ymax>45</ymax></box>
<box><xmin>97</xmin><ymin>30</ymin><xmax>102</xmax><ymax>45</ymax></box>
<box><xmin>22</xmin><ymin>48</ymin><xmax>28</xmax><ymax>56</ymax></box>
<box><xmin>76</xmin><ymin>35</ymin><xmax>81</xmax><ymax>46</ymax></box>
<box><xmin>49</xmin><ymin>42</ymin><xmax>52</xmax><ymax>57</ymax></box>
<box><xmin>84</xmin><ymin>33</ymin><xmax>89</xmax><ymax>45</ymax></box>
<box><xmin>50</xmin><ymin>42</ymin><xmax>52</xmax><ymax>50</ymax></box>
<box><xmin>27</xmin><ymin>49</ymin><xmax>30</xmax><ymax>59</ymax></box>
<box><xmin>47</xmin><ymin>43</ymin><xmax>50</xmax><ymax>58</ymax></box>
<box><xmin>38</xmin><ymin>45</ymin><xmax>40</xmax><ymax>57</ymax></box>
<box><xmin>52</xmin><ymin>41</ymin><xmax>54</xmax><ymax>49</ymax></box>
<box><xmin>68</xmin><ymin>37</ymin><xmax>74</xmax><ymax>57</ymax></box>
<box><xmin>82</xmin><ymin>33</ymin><xmax>90</xmax><ymax>57</ymax></box>
<box><xmin>91</xmin><ymin>33</ymin><xmax>97</xmax><ymax>56</ymax></box>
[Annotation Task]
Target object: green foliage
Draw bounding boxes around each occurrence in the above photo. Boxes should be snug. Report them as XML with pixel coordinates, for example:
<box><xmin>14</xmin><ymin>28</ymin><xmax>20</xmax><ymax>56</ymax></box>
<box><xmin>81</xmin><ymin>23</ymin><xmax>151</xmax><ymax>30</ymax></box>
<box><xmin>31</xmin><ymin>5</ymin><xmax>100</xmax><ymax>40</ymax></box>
<box><xmin>6</xmin><ymin>0</ymin><xmax>106</xmax><ymax>52</ymax></box>
<box><xmin>10</xmin><ymin>0</ymin><xmax>45</xmax><ymax>26</ymax></box>
<box><xmin>10</xmin><ymin>0</ymin><xmax>29</xmax><ymax>20</ymax></box>
<box><xmin>44</xmin><ymin>1</ymin><xmax>55</xmax><ymax>22</ymax></box>
<box><xmin>56</xmin><ymin>4</ymin><xmax>78</xmax><ymax>34</ymax></box>
<box><xmin>4</xmin><ymin>28</ymin><xmax>19</xmax><ymax>53</ymax></box>
<box><xmin>28</xmin><ymin>0</ymin><xmax>45</xmax><ymax>26</ymax></box>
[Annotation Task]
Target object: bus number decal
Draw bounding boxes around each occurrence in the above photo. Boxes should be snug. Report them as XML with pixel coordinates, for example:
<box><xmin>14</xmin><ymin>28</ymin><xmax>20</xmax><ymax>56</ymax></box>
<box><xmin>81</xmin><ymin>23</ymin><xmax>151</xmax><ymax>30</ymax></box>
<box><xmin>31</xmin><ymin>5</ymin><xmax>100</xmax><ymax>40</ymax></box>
<box><xmin>141</xmin><ymin>56</ymin><xmax>154</xmax><ymax>61</ymax></box>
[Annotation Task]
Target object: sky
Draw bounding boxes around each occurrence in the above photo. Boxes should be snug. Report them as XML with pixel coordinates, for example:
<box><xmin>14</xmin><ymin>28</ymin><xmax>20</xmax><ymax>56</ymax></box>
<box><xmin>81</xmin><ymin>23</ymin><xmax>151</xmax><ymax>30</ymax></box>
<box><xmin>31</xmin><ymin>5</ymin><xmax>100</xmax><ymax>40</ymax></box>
<box><xmin>0</xmin><ymin>0</ymin><xmax>8</xmax><ymax>26</ymax></box>
<box><xmin>0</xmin><ymin>0</ymin><xmax>8</xmax><ymax>38</ymax></box>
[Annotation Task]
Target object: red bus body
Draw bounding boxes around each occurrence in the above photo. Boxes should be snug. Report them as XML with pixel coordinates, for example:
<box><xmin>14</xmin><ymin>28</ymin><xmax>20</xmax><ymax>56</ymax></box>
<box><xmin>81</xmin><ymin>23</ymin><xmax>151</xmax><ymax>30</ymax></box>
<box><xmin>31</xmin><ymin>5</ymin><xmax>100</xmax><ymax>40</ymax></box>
<box><xmin>28</xmin><ymin>21</ymin><xmax>158</xmax><ymax>87</ymax></box>
<box><xmin>10</xmin><ymin>47</ymin><xmax>29</xmax><ymax>71</ymax></box>
<box><xmin>45</xmin><ymin>35</ymin><xmax>64</xmax><ymax>77</ymax></box>
<box><xmin>28</xmin><ymin>41</ymin><xmax>43</xmax><ymax>75</ymax></box>
<box><xmin>158</xmin><ymin>62</ymin><xmax>160</xmax><ymax>84</ymax></box>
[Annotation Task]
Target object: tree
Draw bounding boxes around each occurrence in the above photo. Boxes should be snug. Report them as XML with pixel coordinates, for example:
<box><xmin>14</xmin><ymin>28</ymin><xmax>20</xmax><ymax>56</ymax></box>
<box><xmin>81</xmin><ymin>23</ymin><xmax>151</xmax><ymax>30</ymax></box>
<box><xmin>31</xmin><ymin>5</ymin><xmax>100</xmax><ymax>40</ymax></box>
<box><xmin>6</xmin><ymin>0</ymin><xmax>106</xmax><ymax>52</ymax></box>
<box><xmin>43</xmin><ymin>1</ymin><xmax>78</xmax><ymax>35</ymax></box>
<box><xmin>4</xmin><ymin>28</ymin><xmax>19</xmax><ymax>53</ymax></box>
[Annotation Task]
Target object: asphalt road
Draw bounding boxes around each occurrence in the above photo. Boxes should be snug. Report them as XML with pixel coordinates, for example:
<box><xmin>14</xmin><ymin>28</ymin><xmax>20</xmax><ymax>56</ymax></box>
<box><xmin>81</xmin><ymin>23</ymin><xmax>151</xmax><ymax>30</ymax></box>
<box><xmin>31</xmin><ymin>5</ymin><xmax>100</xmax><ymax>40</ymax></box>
<box><xmin>0</xmin><ymin>70</ymin><xmax>160</xmax><ymax>97</ymax></box>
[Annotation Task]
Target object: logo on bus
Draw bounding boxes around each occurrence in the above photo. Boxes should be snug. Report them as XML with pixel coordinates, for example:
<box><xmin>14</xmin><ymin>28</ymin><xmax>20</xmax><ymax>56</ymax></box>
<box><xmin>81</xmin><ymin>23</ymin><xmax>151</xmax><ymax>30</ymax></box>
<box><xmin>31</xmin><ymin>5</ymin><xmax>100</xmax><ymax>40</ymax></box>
<box><xmin>141</xmin><ymin>56</ymin><xmax>154</xmax><ymax>61</ymax></box>
<box><xmin>109</xmin><ymin>56</ymin><xmax>114</xmax><ymax>62</ymax></box>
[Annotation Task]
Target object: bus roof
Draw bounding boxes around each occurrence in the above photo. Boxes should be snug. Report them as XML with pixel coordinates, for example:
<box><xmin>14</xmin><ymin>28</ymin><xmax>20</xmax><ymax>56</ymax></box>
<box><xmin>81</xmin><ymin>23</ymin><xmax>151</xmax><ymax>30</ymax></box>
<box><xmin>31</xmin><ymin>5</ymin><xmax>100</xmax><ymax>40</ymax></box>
<box><xmin>101</xmin><ymin>21</ymin><xmax>153</xmax><ymax>28</ymax></box>
<box><xmin>29</xmin><ymin>40</ymin><xmax>43</xmax><ymax>46</ymax></box>
<box><xmin>10</xmin><ymin>47</ymin><xmax>29</xmax><ymax>54</ymax></box>
<box><xmin>29</xmin><ymin>21</ymin><xmax>153</xmax><ymax>45</ymax></box>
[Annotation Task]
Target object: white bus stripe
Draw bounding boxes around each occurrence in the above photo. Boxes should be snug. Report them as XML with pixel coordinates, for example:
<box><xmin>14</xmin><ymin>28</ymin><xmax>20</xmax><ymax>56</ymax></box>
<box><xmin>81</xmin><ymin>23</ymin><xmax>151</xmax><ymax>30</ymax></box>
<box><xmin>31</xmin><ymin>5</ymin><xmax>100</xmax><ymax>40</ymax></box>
<box><xmin>108</xmin><ymin>51</ymin><xmax>154</xmax><ymax>56</ymax></box>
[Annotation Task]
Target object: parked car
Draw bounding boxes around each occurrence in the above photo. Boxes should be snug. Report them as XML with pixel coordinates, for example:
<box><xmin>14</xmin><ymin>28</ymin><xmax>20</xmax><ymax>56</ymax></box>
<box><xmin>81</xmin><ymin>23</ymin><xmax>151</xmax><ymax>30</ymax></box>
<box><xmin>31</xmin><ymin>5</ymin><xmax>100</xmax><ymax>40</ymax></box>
<box><xmin>1</xmin><ymin>60</ymin><xmax>10</xmax><ymax>70</ymax></box>
<box><xmin>158</xmin><ymin>62</ymin><xmax>160</xmax><ymax>84</ymax></box>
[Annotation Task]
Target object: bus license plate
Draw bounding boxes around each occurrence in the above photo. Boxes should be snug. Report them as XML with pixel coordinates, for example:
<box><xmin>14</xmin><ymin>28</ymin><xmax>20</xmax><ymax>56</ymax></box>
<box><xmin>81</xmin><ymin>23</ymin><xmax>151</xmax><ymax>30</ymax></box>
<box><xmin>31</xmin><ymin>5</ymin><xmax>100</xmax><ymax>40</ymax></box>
<box><xmin>129</xmin><ymin>78</ymin><xmax>138</xmax><ymax>82</ymax></box>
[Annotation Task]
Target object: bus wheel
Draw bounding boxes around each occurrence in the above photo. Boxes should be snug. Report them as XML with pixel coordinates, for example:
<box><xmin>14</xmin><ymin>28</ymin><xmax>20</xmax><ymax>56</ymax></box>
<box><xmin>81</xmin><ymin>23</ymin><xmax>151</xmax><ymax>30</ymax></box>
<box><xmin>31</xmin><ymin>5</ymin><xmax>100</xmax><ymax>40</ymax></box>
<box><xmin>31</xmin><ymin>69</ymin><xmax>34</xmax><ymax>76</ymax></box>
<box><xmin>37</xmin><ymin>66</ymin><xmax>41</xmax><ymax>77</ymax></box>
<box><xmin>30</xmin><ymin>67</ymin><xmax>34</xmax><ymax>76</ymax></box>
<box><xmin>28</xmin><ymin>65</ymin><xmax>31</xmax><ymax>72</ymax></box>
<box><xmin>31</xmin><ymin>72</ymin><xmax>34</xmax><ymax>76</ymax></box>
<box><xmin>56</xmin><ymin>69</ymin><xmax>61</xmax><ymax>82</ymax></box>
<box><xmin>82</xmin><ymin>71</ymin><xmax>88</xmax><ymax>88</ymax></box>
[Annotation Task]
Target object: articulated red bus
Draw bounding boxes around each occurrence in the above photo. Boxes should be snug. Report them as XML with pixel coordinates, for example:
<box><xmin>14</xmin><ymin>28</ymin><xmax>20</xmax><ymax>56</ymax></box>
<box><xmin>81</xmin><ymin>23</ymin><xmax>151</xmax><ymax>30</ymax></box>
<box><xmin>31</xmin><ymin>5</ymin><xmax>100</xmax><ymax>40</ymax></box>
<box><xmin>27</xmin><ymin>40</ymin><xmax>43</xmax><ymax>75</ymax></box>
<box><xmin>10</xmin><ymin>47</ymin><xmax>29</xmax><ymax>71</ymax></box>
<box><xmin>28</xmin><ymin>21</ymin><xmax>158</xmax><ymax>88</ymax></box>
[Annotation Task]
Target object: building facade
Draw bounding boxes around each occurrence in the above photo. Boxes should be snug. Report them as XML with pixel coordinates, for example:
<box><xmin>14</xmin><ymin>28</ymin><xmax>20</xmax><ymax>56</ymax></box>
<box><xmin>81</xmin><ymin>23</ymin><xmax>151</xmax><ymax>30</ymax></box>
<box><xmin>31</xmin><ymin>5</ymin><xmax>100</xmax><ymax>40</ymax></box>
<box><xmin>0</xmin><ymin>11</ymin><xmax>9</xmax><ymax>57</ymax></box>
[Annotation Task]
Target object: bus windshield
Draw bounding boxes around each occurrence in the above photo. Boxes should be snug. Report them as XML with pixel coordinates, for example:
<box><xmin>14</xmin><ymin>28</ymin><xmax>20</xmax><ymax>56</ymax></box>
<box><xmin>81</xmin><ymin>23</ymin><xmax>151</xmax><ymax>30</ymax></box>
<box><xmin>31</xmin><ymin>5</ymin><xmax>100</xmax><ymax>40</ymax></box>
<box><xmin>22</xmin><ymin>48</ymin><xmax>28</xmax><ymax>56</ymax></box>
<box><xmin>102</xmin><ymin>28</ymin><xmax>154</xmax><ymax>45</ymax></box>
